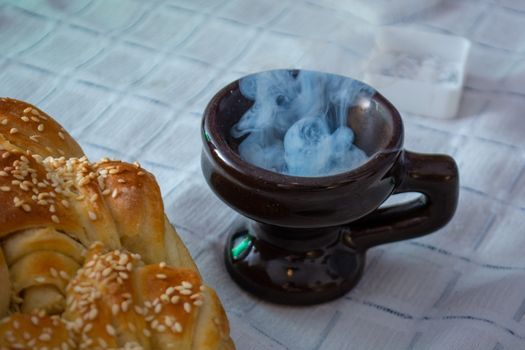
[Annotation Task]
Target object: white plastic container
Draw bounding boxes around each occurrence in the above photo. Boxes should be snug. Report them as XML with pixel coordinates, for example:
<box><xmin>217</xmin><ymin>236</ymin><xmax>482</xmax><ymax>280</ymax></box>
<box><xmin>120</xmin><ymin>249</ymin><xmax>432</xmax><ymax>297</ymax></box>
<box><xmin>318</xmin><ymin>0</ymin><xmax>443</xmax><ymax>25</ymax></box>
<box><xmin>363</xmin><ymin>27</ymin><xmax>471</xmax><ymax>119</ymax></box>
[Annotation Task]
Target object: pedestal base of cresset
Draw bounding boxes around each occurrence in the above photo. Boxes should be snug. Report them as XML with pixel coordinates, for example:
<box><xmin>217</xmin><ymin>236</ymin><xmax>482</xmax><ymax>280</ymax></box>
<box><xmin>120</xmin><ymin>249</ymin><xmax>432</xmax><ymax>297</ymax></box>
<box><xmin>224</xmin><ymin>220</ymin><xmax>366</xmax><ymax>305</ymax></box>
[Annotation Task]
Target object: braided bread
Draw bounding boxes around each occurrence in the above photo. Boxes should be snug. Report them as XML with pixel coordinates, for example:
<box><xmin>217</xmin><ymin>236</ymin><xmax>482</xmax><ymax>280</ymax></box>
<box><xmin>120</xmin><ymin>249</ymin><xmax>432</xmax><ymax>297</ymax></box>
<box><xmin>0</xmin><ymin>98</ymin><xmax>234</xmax><ymax>350</ymax></box>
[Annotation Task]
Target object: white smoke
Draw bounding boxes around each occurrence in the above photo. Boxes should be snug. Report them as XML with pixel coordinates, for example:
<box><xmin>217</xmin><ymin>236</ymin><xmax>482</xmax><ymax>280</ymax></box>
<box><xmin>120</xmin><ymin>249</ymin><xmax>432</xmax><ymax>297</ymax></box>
<box><xmin>232</xmin><ymin>70</ymin><xmax>374</xmax><ymax>177</ymax></box>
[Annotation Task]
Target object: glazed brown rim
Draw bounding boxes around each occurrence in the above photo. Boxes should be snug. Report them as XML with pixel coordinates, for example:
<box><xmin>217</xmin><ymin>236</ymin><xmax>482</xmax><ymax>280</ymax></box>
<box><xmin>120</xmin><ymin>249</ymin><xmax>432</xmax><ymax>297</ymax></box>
<box><xmin>202</xmin><ymin>70</ymin><xmax>404</xmax><ymax>190</ymax></box>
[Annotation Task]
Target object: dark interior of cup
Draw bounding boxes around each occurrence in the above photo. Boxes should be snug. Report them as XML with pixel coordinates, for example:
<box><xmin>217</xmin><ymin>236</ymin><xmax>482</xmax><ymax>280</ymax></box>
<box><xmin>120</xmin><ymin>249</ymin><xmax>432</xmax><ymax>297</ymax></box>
<box><xmin>346</xmin><ymin>96</ymin><xmax>396</xmax><ymax>156</ymax></box>
<box><xmin>215</xmin><ymin>80</ymin><xmax>396</xmax><ymax>161</ymax></box>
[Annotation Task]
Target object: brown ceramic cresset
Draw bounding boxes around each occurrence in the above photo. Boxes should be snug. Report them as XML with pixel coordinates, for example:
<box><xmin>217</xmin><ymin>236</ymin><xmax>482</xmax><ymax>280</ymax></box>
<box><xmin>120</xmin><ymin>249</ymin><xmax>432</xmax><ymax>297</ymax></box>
<box><xmin>201</xmin><ymin>69</ymin><xmax>459</xmax><ymax>305</ymax></box>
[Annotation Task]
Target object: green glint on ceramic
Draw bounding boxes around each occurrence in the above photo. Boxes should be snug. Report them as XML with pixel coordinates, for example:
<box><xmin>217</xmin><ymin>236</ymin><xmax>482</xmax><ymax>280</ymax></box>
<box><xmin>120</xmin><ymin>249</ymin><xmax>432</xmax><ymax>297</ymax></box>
<box><xmin>231</xmin><ymin>235</ymin><xmax>252</xmax><ymax>260</ymax></box>
<box><xmin>204</xmin><ymin>131</ymin><xmax>211</xmax><ymax>142</ymax></box>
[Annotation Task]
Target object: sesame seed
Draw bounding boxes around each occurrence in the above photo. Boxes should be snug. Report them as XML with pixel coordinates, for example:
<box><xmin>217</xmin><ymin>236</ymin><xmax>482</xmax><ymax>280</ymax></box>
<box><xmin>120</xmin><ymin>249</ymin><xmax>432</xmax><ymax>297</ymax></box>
<box><xmin>111</xmin><ymin>189</ymin><xmax>118</xmax><ymax>198</ymax></box>
<box><xmin>180</xmin><ymin>289</ymin><xmax>192</xmax><ymax>295</ymax></box>
<box><xmin>84</xmin><ymin>323</ymin><xmax>93</xmax><ymax>332</ymax></box>
<box><xmin>98</xmin><ymin>338</ymin><xmax>107</xmax><ymax>348</ymax></box>
<box><xmin>49</xmin><ymin>204</ymin><xmax>56</xmax><ymax>213</ymax></box>
<box><xmin>102</xmin><ymin>267</ymin><xmax>112</xmax><ymax>277</ymax></box>
<box><xmin>50</xmin><ymin>268</ymin><xmax>58</xmax><ymax>277</ymax></box>
<box><xmin>182</xmin><ymin>281</ymin><xmax>193</xmax><ymax>289</ymax></box>
<box><xmin>184</xmin><ymin>302</ymin><xmax>191</xmax><ymax>313</ymax></box>
<box><xmin>31</xmin><ymin>109</ymin><xmax>39</xmax><ymax>116</ymax></box>
<box><xmin>59</xmin><ymin>271</ymin><xmax>69</xmax><ymax>279</ymax></box>
<box><xmin>159</xmin><ymin>262</ymin><xmax>166</xmax><ymax>269</ymax></box>
<box><xmin>137</xmin><ymin>171</ymin><xmax>145</xmax><ymax>176</ymax></box>
<box><xmin>90</xmin><ymin>194</ymin><xmax>98</xmax><ymax>202</ymax></box>
<box><xmin>88</xmin><ymin>211</ymin><xmax>97</xmax><ymax>221</ymax></box>
<box><xmin>21</xmin><ymin>116</ymin><xmax>29</xmax><ymax>122</ymax></box>
<box><xmin>156</xmin><ymin>274</ymin><xmax>167</xmax><ymax>280</ymax></box>
<box><xmin>118</xmin><ymin>254</ymin><xmax>129</xmax><ymax>265</ymax></box>
<box><xmin>23</xmin><ymin>107</ymin><xmax>32</xmax><ymax>113</ymax></box>
<box><xmin>9</xmin><ymin>128</ymin><xmax>18</xmax><ymax>134</ymax></box>
<box><xmin>31</xmin><ymin>316</ymin><xmax>39</xmax><ymax>326</ymax></box>
<box><xmin>2</xmin><ymin>152</ymin><xmax>10</xmax><ymax>158</ymax></box>
<box><xmin>143</xmin><ymin>329</ymin><xmax>151</xmax><ymax>337</ymax></box>
<box><xmin>154</xmin><ymin>304</ymin><xmax>162</xmax><ymax>314</ymax></box>
<box><xmin>39</xmin><ymin>333</ymin><xmax>51</xmax><ymax>342</ymax></box>
<box><xmin>134</xmin><ymin>306</ymin><xmax>145</xmax><ymax>315</ymax></box>
<box><xmin>122</xmin><ymin>301</ymin><xmax>131</xmax><ymax>313</ymax></box>
<box><xmin>51</xmin><ymin>215</ymin><xmax>60</xmax><ymax>223</ymax></box>
<box><xmin>0</xmin><ymin>186</ymin><xmax>10</xmax><ymax>191</ymax></box>
<box><xmin>173</xmin><ymin>322</ymin><xmax>182</xmax><ymax>333</ymax></box>
<box><xmin>170</xmin><ymin>296</ymin><xmax>179</xmax><ymax>304</ymax></box>
<box><xmin>13</xmin><ymin>197</ymin><xmax>22</xmax><ymax>207</ymax></box>
<box><xmin>0</xmin><ymin>171</ymin><xmax>7</xmax><ymax>176</ymax></box>
<box><xmin>61</xmin><ymin>199</ymin><xmax>69</xmax><ymax>208</ymax></box>
<box><xmin>58</xmin><ymin>131</ymin><xmax>65</xmax><ymax>140</ymax></box>
<box><xmin>194</xmin><ymin>299</ymin><xmax>203</xmax><ymax>306</ymax></box>
<box><xmin>106</xmin><ymin>324</ymin><xmax>116</xmax><ymax>336</ymax></box>
<box><xmin>1</xmin><ymin>119</ymin><xmax>7</xmax><ymax>125</ymax></box>
<box><xmin>151</xmin><ymin>320</ymin><xmax>159</xmax><ymax>329</ymax></box>
<box><xmin>112</xmin><ymin>304</ymin><xmax>119</xmax><ymax>315</ymax></box>
<box><xmin>164</xmin><ymin>316</ymin><xmax>174</xmax><ymax>327</ymax></box>
<box><xmin>157</xmin><ymin>324</ymin><xmax>167</xmax><ymax>332</ymax></box>
<box><xmin>87</xmin><ymin>308</ymin><xmax>98</xmax><ymax>320</ymax></box>
<box><xmin>102</xmin><ymin>189</ymin><xmax>111</xmax><ymax>196</ymax></box>
<box><xmin>37</xmin><ymin>124</ymin><xmax>44</xmax><ymax>132</ymax></box>
<box><xmin>22</xmin><ymin>204</ymin><xmax>31</xmax><ymax>212</ymax></box>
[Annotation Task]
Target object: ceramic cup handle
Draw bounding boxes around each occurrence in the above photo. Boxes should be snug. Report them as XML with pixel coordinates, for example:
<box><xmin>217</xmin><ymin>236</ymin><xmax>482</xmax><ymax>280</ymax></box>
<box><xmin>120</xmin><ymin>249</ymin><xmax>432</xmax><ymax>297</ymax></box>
<box><xmin>349</xmin><ymin>150</ymin><xmax>459</xmax><ymax>250</ymax></box>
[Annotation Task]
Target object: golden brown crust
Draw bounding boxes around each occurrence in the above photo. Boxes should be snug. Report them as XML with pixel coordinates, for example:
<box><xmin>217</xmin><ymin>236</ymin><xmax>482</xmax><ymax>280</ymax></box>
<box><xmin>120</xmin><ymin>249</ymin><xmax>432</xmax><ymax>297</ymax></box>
<box><xmin>163</xmin><ymin>215</ymin><xmax>199</xmax><ymax>272</ymax></box>
<box><xmin>0</xmin><ymin>98</ymin><xmax>234</xmax><ymax>349</ymax></box>
<box><xmin>0</xmin><ymin>97</ymin><xmax>83</xmax><ymax>158</ymax></box>
<box><xmin>0</xmin><ymin>152</ymin><xmax>121</xmax><ymax>250</ymax></box>
<box><xmin>2</xmin><ymin>227</ymin><xmax>87</xmax><ymax>315</ymax></box>
<box><xmin>0</xmin><ymin>311</ymin><xmax>74</xmax><ymax>350</ymax></box>
<box><xmin>0</xmin><ymin>243</ymin><xmax>225</xmax><ymax>349</ymax></box>
<box><xmin>192</xmin><ymin>288</ymin><xmax>235</xmax><ymax>350</ymax></box>
<box><xmin>2</xmin><ymin>227</ymin><xmax>86</xmax><ymax>266</ymax></box>
<box><xmin>0</xmin><ymin>249</ymin><xmax>9</xmax><ymax>318</ymax></box>
<box><xmin>96</xmin><ymin>161</ymin><xmax>166</xmax><ymax>264</ymax></box>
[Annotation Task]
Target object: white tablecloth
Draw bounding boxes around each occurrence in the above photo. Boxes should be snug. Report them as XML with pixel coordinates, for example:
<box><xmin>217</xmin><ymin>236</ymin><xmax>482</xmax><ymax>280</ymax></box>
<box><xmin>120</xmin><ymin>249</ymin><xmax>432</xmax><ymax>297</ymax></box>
<box><xmin>1</xmin><ymin>0</ymin><xmax>524</xmax><ymax>349</ymax></box>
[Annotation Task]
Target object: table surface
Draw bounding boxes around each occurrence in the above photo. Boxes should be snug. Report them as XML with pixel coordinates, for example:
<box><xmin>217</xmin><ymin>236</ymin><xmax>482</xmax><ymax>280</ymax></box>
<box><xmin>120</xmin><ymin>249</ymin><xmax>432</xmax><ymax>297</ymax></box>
<box><xmin>1</xmin><ymin>0</ymin><xmax>525</xmax><ymax>349</ymax></box>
